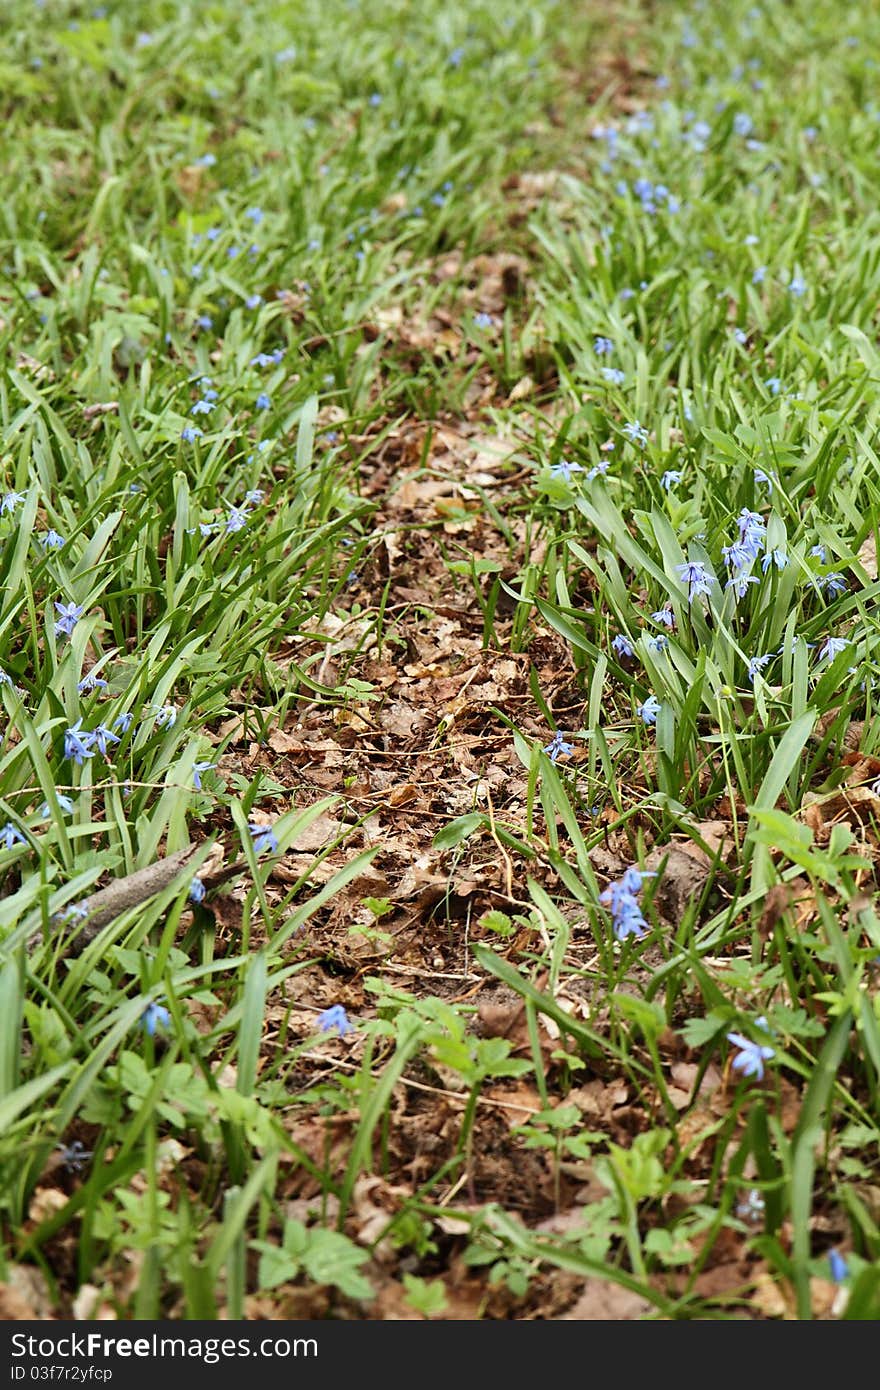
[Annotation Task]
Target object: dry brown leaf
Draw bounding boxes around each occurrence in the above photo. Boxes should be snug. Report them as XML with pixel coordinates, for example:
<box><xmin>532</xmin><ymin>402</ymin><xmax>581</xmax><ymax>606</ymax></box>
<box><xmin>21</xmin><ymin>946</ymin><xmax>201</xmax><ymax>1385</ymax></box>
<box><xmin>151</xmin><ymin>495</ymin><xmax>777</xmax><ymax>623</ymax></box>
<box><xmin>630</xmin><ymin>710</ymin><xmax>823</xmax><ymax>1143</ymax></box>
<box><xmin>71</xmin><ymin>1284</ymin><xmax>116</xmax><ymax>1320</ymax></box>
<box><xmin>751</xmin><ymin>1268</ymin><xmax>793</xmax><ymax>1318</ymax></box>
<box><xmin>669</xmin><ymin>1060</ymin><xmax>723</xmax><ymax>1102</ymax></box>
<box><xmin>27</xmin><ymin>1187</ymin><xmax>68</xmax><ymax>1225</ymax></box>
<box><xmin>646</xmin><ymin>842</ymin><xmax>712</xmax><ymax>923</ymax></box>
<box><xmin>386</xmin><ymin>782</ymin><xmax>420</xmax><ymax>806</ymax></box>
<box><xmin>691</xmin><ymin>1260</ymin><xmax>751</xmax><ymax>1300</ymax></box>
<box><xmin>287</xmin><ymin>813</ymin><xmax>342</xmax><ymax>852</ymax></box>
<box><xmin>556</xmin><ymin>1277</ymin><xmax>653</xmax><ymax>1320</ymax></box>
<box><xmin>691</xmin><ymin>820</ymin><xmax>734</xmax><ymax>860</ymax></box>
<box><xmin>857</xmin><ymin>533</ymin><xmax>878</xmax><ymax>581</ymax></box>
<box><xmin>802</xmin><ymin>784</ymin><xmax>879</xmax><ymax>835</ymax></box>
<box><xmin>174</xmin><ymin>164</ymin><xmax>207</xmax><ymax>199</ymax></box>
<box><xmin>567</xmin><ymin>1078</ymin><xmax>629</xmax><ymax>1120</ymax></box>
<box><xmin>0</xmin><ymin>1265</ymin><xmax>53</xmax><ymax>1320</ymax></box>
<box><xmin>507</xmin><ymin>375</ymin><xmax>535</xmax><ymax>403</ymax></box>
<box><xmin>758</xmin><ymin>882</ymin><xmax>796</xmax><ymax>937</ymax></box>
<box><xmin>481</xmin><ymin>1080</ymin><xmax>545</xmax><ymax>1126</ymax></box>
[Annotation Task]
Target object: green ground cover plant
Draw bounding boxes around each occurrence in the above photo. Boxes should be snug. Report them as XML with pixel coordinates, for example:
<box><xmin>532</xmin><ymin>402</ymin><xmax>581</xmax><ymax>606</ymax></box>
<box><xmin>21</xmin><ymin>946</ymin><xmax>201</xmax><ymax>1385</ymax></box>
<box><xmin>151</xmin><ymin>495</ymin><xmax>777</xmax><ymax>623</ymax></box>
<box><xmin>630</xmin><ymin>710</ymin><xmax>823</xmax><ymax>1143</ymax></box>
<box><xmin>1</xmin><ymin>0</ymin><xmax>879</xmax><ymax>1320</ymax></box>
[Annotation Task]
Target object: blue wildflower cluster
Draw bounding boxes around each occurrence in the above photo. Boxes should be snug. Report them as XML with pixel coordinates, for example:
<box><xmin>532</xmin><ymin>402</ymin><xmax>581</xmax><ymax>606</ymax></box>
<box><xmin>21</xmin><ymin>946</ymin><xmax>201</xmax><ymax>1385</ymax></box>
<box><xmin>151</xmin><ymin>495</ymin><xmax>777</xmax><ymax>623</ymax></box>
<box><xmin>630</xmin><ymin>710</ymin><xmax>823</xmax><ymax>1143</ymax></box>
<box><xmin>726</xmin><ymin>1017</ymin><xmax>775</xmax><ymax>1082</ymax></box>
<box><xmin>598</xmin><ymin>867</ymin><xmax>653</xmax><ymax>942</ymax></box>
<box><xmin>542</xmin><ymin>729</ymin><xmax>574</xmax><ymax>763</ymax></box>
<box><xmin>318</xmin><ymin>1004</ymin><xmax>355</xmax><ymax>1037</ymax></box>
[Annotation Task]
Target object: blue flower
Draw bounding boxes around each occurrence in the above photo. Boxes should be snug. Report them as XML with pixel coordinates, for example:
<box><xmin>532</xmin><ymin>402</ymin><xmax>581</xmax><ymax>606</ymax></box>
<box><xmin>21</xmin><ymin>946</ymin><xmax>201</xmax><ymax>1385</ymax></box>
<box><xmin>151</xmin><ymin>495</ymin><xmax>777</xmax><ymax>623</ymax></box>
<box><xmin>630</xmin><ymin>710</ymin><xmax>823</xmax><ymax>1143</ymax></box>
<box><xmin>827</xmin><ymin>1249</ymin><xmax>849</xmax><ymax>1284</ymax></box>
<box><xmin>733</xmin><ymin>112</ymin><xmax>753</xmax><ymax>136</ymax></box>
<box><xmin>64</xmin><ymin>721</ymin><xmax>96</xmax><ymax>765</ymax></box>
<box><xmin>612</xmin><ymin>634</ymin><xmax>635</xmax><ymax>659</ymax></box>
<box><xmin>473</xmin><ymin>312</ymin><xmax>494</xmax><ymax>328</ymax></box>
<box><xmin>193</xmin><ymin>760</ymin><xmax>215</xmax><ymax>790</ymax></box>
<box><xmin>225</xmin><ymin>505</ymin><xmax>250</xmax><ymax>533</ymax></box>
<box><xmin>196</xmin><ymin>314</ymin><xmax>214</xmax><ymax>331</ymax></box>
<box><xmin>788</xmin><ymin>275</ymin><xmax>807</xmax><ymax>296</ymax></box>
<box><xmin>550</xmin><ymin>459</ymin><xmax>583</xmax><ymax>483</ymax></box>
<box><xmin>765</xmin><ymin>375</ymin><xmax>781</xmax><ymax>394</ymax></box>
<box><xmin>39</xmin><ymin>529</ymin><xmax>65</xmax><ymax>548</ymax></box>
<box><xmin>727</xmin><ymin>569</ymin><xmax>759</xmax><ymax>599</ymax></box>
<box><xmin>821</xmin><ymin>572</ymin><xmax>847</xmax><ymax>597</ymax></box>
<box><xmin>54</xmin><ymin>602</ymin><xmax>84</xmax><ymax>638</ymax></box>
<box><xmin>594</xmin><ymin>336</ymin><xmax>614</xmax><ymax>356</ymax></box>
<box><xmin>181</xmin><ymin>426</ymin><xmax>204</xmax><ymax>442</ymax></box>
<box><xmin>601</xmin><ymin>367</ymin><xmax>625</xmax><ymax>385</ymax></box>
<box><xmin>41</xmin><ymin>794</ymin><xmax>74</xmax><ymax>817</ymax></box>
<box><xmin>154</xmin><ymin>705</ymin><xmax>178</xmax><ymax>729</ymax></box>
<box><xmin>747</xmin><ymin>653</ymin><xmax>773</xmax><ymax>682</ymax></box>
<box><xmin>248</xmin><ymin>822</ymin><xmax>279</xmax><ymax>855</ymax></box>
<box><xmin>255</xmin><ymin>392</ymin><xmax>271</xmax><ymax>410</ymax></box>
<box><xmin>637</xmin><ymin>695</ymin><xmax>661</xmax><ymax>725</ymax></box>
<box><xmin>752</xmin><ymin>265</ymin><xmax>767</xmax><ymax>284</ymax></box>
<box><xmin>78</xmin><ymin>671</ymin><xmax>108</xmax><ymax>693</ymax></box>
<box><xmin>810</xmin><ymin>544</ymin><xmax>827</xmax><ymax>563</ymax></box>
<box><xmin>661</xmin><ymin>470</ymin><xmax>682</xmax><ymax>491</ymax></box>
<box><xmin>141</xmin><ymin>1001</ymin><xmax>171</xmax><ymax>1036</ymax></box>
<box><xmin>0</xmin><ymin>822</ymin><xmax>26</xmax><ymax>851</ymax></box>
<box><xmin>754</xmin><ymin>469</ymin><xmax>776</xmax><ymax>492</ymax></box>
<box><xmin>722</xmin><ymin>541</ymin><xmax>755</xmax><ymax>572</ymax></box>
<box><xmin>245</xmin><ymin>293</ymin><xmax>263</xmax><ymax>309</ymax></box>
<box><xmin>246</xmin><ymin>206</ymin><xmax>264</xmax><ymax>224</ymax></box>
<box><xmin>761</xmin><ymin>547</ymin><xmax>788</xmax><ymax>572</ymax></box>
<box><xmin>191</xmin><ymin>399</ymin><xmax>214</xmax><ymax>415</ymax></box>
<box><xmin>543</xmin><ymin>730</ymin><xmax>574</xmax><ymax>763</ymax></box>
<box><xmin>92</xmin><ymin>724</ymin><xmax>120</xmax><ymax>756</ymax></box>
<box><xmin>113</xmin><ymin>711</ymin><xmax>134</xmax><ymax>733</ymax></box>
<box><xmin>599</xmin><ymin>867</ymin><xmax>652</xmax><ymax>942</ymax></box>
<box><xmin>622</xmin><ymin>420</ymin><xmax>649</xmax><ymax>446</ymax></box>
<box><xmin>55</xmin><ymin>901</ymin><xmax>89</xmax><ymax>926</ymax></box>
<box><xmin>818</xmin><ymin>636</ymin><xmax>849</xmax><ymax>663</ymax></box>
<box><xmin>1</xmin><ymin>491</ymin><xmax>26</xmax><ymax>514</ymax></box>
<box><xmin>726</xmin><ymin>1029</ymin><xmax>775</xmax><ymax>1081</ymax></box>
<box><xmin>189</xmin><ymin>877</ymin><xmax>206</xmax><ymax>904</ymax></box>
<box><xmin>736</xmin><ymin>1189</ymin><xmax>765</xmax><ymax>1222</ymax></box>
<box><xmin>736</xmin><ymin>509</ymin><xmax>766</xmax><ymax>551</ymax></box>
<box><xmin>318</xmin><ymin>1004</ymin><xmax>355</xmax><ymax>1036</ymax></box>
<box><xmin>676</xmin><ymin>560</ymin><xmax>713</xmax><ymax>602</ymax></box>
<box><xmin>57</xmin><ymin>1139</ymin><xmax>92</xmax><ymax>1173</ymax></box>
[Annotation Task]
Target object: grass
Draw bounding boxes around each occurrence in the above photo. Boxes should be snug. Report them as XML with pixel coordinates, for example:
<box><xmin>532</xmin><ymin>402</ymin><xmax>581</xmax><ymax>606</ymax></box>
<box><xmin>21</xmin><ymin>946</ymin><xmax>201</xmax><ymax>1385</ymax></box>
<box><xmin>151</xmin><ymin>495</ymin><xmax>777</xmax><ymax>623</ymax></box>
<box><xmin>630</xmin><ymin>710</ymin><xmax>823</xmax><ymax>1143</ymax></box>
<box><xmin>2</xmin><ymin>0</ymin><xmax>880</xmax><ymax>1321</ymax></box>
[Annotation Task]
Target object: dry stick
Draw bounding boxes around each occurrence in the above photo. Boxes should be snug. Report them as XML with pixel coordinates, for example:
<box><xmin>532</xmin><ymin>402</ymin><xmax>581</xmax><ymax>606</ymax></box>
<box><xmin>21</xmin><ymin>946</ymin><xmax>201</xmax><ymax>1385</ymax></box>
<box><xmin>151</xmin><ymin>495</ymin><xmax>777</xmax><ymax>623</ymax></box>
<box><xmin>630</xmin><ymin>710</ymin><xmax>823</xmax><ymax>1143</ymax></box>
<box><xmin>54</xmin><ymin>846</ymin><xmax>249</xmax><ymax>955</ymax></box>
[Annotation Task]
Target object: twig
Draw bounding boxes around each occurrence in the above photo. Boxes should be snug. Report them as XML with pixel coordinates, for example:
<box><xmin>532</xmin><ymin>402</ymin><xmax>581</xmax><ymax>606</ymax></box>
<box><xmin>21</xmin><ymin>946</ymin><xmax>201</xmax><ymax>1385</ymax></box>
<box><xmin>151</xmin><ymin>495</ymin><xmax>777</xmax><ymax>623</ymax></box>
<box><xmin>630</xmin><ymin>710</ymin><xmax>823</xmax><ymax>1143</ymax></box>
<box><xmin>47</xmin><ymin>845</ymin><xmax>248</xmax><ymax>955</ymax></box>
